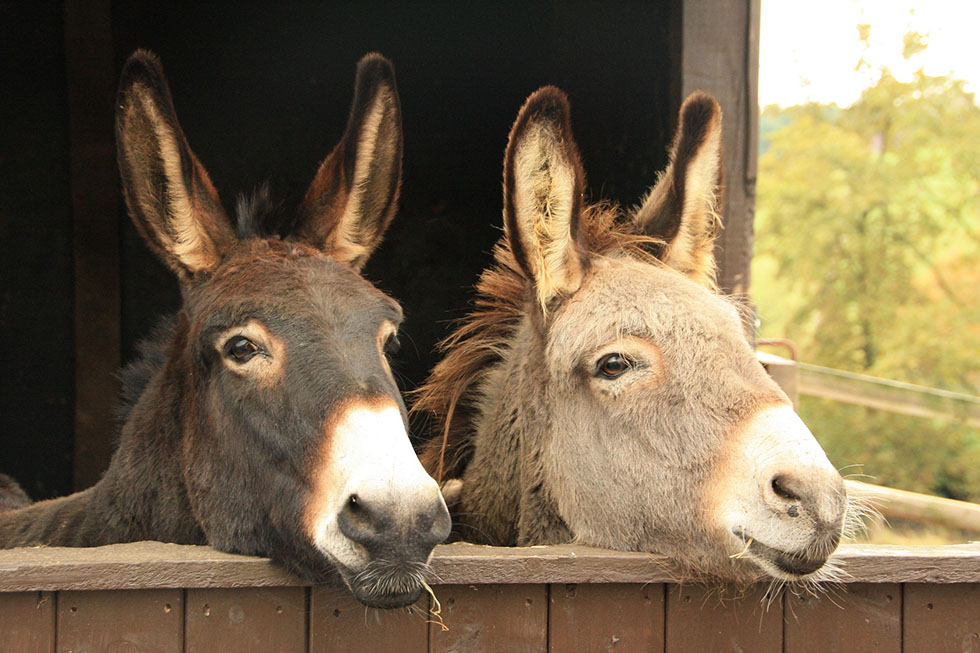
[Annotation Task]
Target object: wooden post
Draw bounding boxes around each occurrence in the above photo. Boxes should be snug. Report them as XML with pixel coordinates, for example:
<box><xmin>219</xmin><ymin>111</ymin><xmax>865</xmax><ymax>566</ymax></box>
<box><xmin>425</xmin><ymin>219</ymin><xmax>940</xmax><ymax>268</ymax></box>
<box><xmin>681</xmin><ymin>0</ymin><xmax>760</xmax><ymax>298</ymax></box>
<box><xmin>64</xmin><ymin>0</ymin><xmax>120</xmax><ymax>490</ymax></box>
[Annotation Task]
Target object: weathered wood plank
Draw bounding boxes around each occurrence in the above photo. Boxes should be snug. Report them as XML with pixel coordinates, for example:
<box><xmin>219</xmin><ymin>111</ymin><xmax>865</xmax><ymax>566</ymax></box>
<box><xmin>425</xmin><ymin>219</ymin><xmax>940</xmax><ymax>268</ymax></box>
<box><xmin>309</xmin><ymin>585</ymin><xmax>429</xmax><ymax>652</ymax></box>
<box><xmin>831</xmin><ymin>544</ymin><xmax>980</xmax><ymax>583</ymax></box>
<box><xmin>665</xmin><ymin>584</ymin><xmax>782</xmax><ymax>652</ymax></box>
<box><xmin>549</xmin><ymin>583</ymin><xmax>665</xmax><ymax>652</ymax></box>
<box><xmin>184</xmin><ymin>587</ymin><xmax>306</xmax><ymax>653</ymax></box>
<box><xmin>429</xmin><ymin>584</ymin><xmax>547</xmax><ymax>652</ymax></box>
<box><xmin>3</xmin><ymin>542</ymin><xmax>980</xmax><ymax>592</ymax></box>
<box><xmin>784</xmin><ymin>583</ymin><xmax>901</xmax><ymax>652</ymax></box>
<box><xmin>0</xmin><ymin>542</ymin><xmax>303</xmax><ymax>591</ymax></box>
<box><xmin>0</xmin><ymin>591</ymin><xmax>55</xmax><ymax>653</ymax></box>
<box><xmin>56</xmin><ymin>589</ymin><xmax>182</xmax><ymax>653</ymax></box>
<box><xmin>903</xmin><ymin>583</ymin><xmax>980</xmax><ymax>652</ymax></box>
<box><xmin>428</xmin><ymin>543</ymin><xmax>681</xmax><ymax>585</ymax></box>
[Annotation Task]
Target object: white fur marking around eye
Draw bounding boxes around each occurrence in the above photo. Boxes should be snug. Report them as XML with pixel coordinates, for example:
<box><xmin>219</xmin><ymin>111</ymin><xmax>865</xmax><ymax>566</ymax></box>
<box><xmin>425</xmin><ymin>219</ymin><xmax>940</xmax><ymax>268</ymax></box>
<box><xmin>213</xmin><ymin>320</ymin><xmax>285</xmax><ymax>386</ymax></box>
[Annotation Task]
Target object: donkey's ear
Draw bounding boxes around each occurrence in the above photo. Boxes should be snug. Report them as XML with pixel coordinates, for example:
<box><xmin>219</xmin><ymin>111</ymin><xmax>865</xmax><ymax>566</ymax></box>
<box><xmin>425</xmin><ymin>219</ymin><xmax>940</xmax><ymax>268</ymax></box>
<box><xmin>116</xmin><ymin>50</ymin><xmax>236</xmax><ymax>277</ymax></box>
<box><xmin>503</xmin><ymin>87</ymin><xmax>588</xmax><ymax>310</ymax></box>
<box><xmin>292</xmin><ymin>53</ymin><xmax>403</xmax><ymax>270</ymax></box>
<box><xmin>633</xmin><ymin>92</ymin><xmax>723</xmax><ymax>288</ymax></box>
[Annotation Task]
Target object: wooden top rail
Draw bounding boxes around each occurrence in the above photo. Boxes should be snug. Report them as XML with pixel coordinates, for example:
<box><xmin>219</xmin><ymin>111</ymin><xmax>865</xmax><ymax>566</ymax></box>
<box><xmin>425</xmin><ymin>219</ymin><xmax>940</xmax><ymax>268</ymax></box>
<box><xmin>758</xmin><ymin>352</ymin><xmax>980</xmax><ymax>427</ymax></box>
<box><xmin>2</xmin><ymin>541</ymin><xmax>979</xmax><ymax>592</ymax></box>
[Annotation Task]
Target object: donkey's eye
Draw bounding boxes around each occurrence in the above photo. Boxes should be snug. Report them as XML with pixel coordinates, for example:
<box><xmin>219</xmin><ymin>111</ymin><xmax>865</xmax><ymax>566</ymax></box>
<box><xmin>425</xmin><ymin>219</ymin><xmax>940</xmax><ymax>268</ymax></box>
<box><xmin>596</xmin><ymin>353</ymin><xmax>633</xmax><ymax>379</ymax></box>
<box><xmin>224</xmin><ymin>337</ymin><xmax>261</xmax><ymax>363</ymax></box>
<box><xmin>383</xmin><ymin>333</ymin><xmax>400</xmax><ymax>356</ymax></box>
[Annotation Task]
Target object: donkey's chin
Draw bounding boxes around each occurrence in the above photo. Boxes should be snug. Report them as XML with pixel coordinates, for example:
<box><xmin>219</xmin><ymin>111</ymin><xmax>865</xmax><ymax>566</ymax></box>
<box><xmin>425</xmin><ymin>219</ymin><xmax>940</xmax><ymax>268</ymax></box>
<box><xmin>338</xmin><ymin>558</ymin><xmax>428</xmax><ymax>609</ymax></box>
<box><xmin>732</xmin><ymin>529</ymin><xmax>835</xmax><ymax>581</ymax></box>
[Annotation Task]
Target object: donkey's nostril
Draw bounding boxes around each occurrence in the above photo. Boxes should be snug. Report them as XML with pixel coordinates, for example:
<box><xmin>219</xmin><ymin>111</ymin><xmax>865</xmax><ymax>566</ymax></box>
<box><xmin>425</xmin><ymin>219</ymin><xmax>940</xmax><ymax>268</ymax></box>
<box><xmin>337</xmin><ymin>494</ymin><xmax>388</xmax><ymax>551</ymax></box>
<box><xmin>771</xmin><ymin>475</ymin><xmax>801</xmax><ymax>502</ymax></box>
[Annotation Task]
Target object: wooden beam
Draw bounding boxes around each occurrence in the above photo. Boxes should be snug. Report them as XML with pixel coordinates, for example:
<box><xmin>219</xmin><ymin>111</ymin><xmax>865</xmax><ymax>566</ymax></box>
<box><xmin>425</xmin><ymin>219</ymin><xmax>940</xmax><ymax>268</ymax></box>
<box><xmin>798</xmin><ymin>362</ymin><xmax>980</xmax><ymax>428</ymax></box>
<box><xmin>681</xmin><ymin>0</ymin><xmax>760</xmax><ymax>297</ymax></box>
<box><xmin>2</xmin><ymin>542</ymin><xmax>980</xmax><ymax>592</ymax></box>
<box><xmin>64</xmin><ymin>0</ymin><xmax>120</xmax><ymax>490</ymax></box>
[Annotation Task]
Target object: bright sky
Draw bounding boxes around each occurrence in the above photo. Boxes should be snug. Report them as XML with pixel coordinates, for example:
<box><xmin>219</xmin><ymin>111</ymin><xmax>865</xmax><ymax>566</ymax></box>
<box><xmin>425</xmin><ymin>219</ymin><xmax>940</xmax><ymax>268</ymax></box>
<box><xmin>759</xmin><ymin>0</ymin><xmax>980</xmax><ymax>107</ymax></box>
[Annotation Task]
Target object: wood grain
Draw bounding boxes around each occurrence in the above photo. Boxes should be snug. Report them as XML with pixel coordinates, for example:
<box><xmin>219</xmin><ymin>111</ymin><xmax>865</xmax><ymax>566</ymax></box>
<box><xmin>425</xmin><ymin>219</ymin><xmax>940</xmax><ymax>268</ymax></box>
<box><xmin>681</xmin><ymin>0</ymin><xmax>760</xmax><ymax>298</ymax></box>
<box><xmin>904</xmin><ymin>583</ymin><xmax>980</xmax><ymax>652</ymax></box>
<box><xmin>57</xmin><ymin>589</ymin><xmax>182</xmax><ymax>653</ymax></box>
<box><xmin>429</xmin><ymin>584</ymin><xmax>547</xmax><ymax>653</ymax></box>
<box><xmin>0</xmin><ymin>591</ymin><xmax>55</xmax><ymax>653</ymax></box>
<box><xmin>2</xmin><ymin>542</ymin><xmax>980</xmax><ymax>592</ymax></box>
<box><xmin>784</xmin><ymin>583</ymin><xmax>901</xmax><ymax>652</ymax></box>
<box><xmin>309</xmin><ymin>585</ymin><xmax>429</xmax><ymax>652</ymax></box>
<box><xmin>64</xmin><ymin>0</ymin><xmax>121</xmax><ymax>491</ymax></box>
<box><xmin>184</xmin><ymin>587</ymin><xmax>306</xmax><ymax>653</ymax></box>
<box><xmin>0</xmin><ymin>542</ymin><xmax>303</xmax><ymax>591</ymax></box>
<box><xmin>549</xmin><ymin>583</ymin><xmax>665</xmax><ymax>652</ymax></box>
<box><xmin>665</xmin><ymin>584</ymin><xmax>782</xmax><ymax>652</ymax></box>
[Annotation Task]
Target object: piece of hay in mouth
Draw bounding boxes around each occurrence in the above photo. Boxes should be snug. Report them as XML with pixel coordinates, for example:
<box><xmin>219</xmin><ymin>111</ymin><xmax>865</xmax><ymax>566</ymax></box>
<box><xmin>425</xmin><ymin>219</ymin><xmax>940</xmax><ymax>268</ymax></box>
<box><xmin>729</xmin><ymin>537</ymin><xmax>754</xmax><ymax>559</ymax></box>
<box><xmin>421</xmin><ymin>579</ymin><xmax>449</xmax><ymax>632</ymax></box>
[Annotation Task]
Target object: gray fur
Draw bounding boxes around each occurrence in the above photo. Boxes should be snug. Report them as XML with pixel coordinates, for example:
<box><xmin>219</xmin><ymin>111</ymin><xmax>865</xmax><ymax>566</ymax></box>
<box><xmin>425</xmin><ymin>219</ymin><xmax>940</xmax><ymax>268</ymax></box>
<box><xmin>418</xmin><ymin>89</ymin><xmax>846</xmax><ymax>584</ymax></box>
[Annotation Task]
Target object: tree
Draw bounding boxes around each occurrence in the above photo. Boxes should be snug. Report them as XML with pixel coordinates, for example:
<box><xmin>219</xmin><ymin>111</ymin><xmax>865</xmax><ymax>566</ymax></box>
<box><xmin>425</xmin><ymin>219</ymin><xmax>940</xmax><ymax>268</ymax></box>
<box><xmin>754</xmin><ymin>37</ymin><xmax>980</xmax><ymax>501</ymax></box>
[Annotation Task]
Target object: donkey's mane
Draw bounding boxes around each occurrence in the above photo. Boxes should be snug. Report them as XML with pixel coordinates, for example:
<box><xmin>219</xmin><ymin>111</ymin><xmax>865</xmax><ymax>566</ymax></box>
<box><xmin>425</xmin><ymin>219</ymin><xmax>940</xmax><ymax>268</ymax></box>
<box><xmin>235</xmin><ymin>184</ymin><xmax>284</xmax><ymax>239</ymax></box>
<box><xmin>413</xmin><ymin>203</ymin><xmax>661</xmax><ymax>482</ymax></box>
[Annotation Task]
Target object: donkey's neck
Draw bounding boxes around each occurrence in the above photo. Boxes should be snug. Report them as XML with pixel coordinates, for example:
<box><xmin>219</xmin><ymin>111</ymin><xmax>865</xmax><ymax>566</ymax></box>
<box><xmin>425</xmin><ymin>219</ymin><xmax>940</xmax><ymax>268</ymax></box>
<box><xmin>0</xmin><ymin>323</ymin><xmax>203</xmax><ymax>548</ymax></box>
<box><xmin>459</xmin><ymin>318</ymin><xmax>572</xmax><ymax>546</ymax></box>
<box><xmin>90</xmin><ymin>341</ymin><xmax>204</xmax><ymax>544</ymax></box>
<box><xmin>0</xmin><ymin>490</ymin><xmax>96</xmax><ymax>546</ymax></box>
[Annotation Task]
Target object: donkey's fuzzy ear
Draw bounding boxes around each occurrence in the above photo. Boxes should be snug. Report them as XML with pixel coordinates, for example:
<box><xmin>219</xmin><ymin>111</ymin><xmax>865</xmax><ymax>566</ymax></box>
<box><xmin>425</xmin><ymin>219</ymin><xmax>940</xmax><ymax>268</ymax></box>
<box><xmin>116</xmin><ymin>50</ymin><xmax>235</xmax><ymax>278</ymax></box>
<box><xmin>293</xmin><ymin>53</ymin><xmax>403</xmax><ymax>270</ymax></box>
<box><xmin>504</xmin><ymin>86</ymin><xmax>588</xmax><ymax>310</ymax></box>
<box><xmin>633</xmin><ymin>92</ymin><xmax>723</xmax><ymax>288</ymax></box>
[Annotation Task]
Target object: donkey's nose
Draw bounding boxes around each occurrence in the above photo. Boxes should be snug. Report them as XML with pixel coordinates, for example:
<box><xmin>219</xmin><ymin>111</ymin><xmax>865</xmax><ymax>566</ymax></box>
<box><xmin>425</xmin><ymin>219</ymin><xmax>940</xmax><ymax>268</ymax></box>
<box><xmin>763</xmin><ymin>469</ymin><xmax>845</xmax><ymax>531</ymax></box>
<box><xmin>338</xmin><ymin>492</ymin><xmax>450</xmax><ymax>560</ymax></box>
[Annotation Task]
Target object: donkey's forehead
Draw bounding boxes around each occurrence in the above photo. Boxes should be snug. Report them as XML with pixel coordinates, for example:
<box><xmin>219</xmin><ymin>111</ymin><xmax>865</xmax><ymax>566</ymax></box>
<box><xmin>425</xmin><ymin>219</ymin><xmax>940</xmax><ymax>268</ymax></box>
<box><xmin>551</xmin><ymin>258</ymin><xmax>743</xmax><ymax>352</ymax></box>
<box><xmin>191</xmin><ymin>238</ymin><xmax>401</xmax><ymax>322</ymax></box>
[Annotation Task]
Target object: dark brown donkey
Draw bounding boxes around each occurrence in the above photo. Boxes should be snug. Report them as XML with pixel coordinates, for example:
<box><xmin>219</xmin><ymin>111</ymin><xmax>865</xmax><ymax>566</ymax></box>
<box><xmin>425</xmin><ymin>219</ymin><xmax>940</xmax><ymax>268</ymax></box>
<box><xmin>0</xmin><ymin>51</ymin><xmax>450</xmax><ymax>609</ymax></box>
<box><xmin>416</xmin><ymin>88</ymin><xmax>852</xmax><ymax>587</ymax></box>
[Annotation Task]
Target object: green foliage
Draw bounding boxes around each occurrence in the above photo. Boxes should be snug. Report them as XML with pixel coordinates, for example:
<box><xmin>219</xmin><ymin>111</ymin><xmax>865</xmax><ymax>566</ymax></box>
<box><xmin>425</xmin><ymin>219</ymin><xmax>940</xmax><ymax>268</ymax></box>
<box><xmin>754</xmin><ymin>44</ymin><xmax>980</xmax><ymax>501</ymax></box>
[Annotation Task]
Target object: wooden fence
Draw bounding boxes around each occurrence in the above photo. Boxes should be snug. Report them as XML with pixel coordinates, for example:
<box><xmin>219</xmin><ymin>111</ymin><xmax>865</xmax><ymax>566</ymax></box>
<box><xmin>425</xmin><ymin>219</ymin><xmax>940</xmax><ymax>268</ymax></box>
<box><xmin>2</xmin><ymin>542</ymin><xmax>978</xmax><ymax>651</ymax></box>
<box><xmin>757</xmin><ymin>351</ymin><xmax>980</xmax><ymax>428</ymax></box>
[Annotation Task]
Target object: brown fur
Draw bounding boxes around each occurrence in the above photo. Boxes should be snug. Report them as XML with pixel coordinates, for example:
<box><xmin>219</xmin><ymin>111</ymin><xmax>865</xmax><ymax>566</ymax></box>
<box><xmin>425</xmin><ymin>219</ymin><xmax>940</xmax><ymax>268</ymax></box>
<box><xmin>1</xmin><ymin>51</ymin><xmax>448</xmax><ymax>609</ymax></box>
